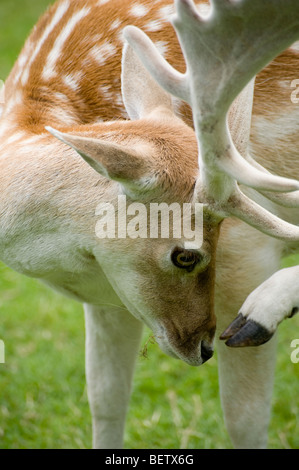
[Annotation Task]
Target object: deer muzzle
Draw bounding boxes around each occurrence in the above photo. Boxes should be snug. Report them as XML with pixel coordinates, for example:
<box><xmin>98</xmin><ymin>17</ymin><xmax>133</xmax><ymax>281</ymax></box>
<box><xmin>155</xmin><ymin>321</ymin><xmax>215</xmax><ymax>366</ymax></box>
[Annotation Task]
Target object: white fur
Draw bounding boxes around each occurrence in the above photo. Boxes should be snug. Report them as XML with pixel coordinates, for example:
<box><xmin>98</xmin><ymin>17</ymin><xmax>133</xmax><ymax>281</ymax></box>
<box><xmin>239</xmin><ymin>266</ymin><xmax>299</xmax><ymax>332</ymax></box>
<box><xmin>158</xmin><ymin>4</ymin><xmax>175</xmax><ymax>20</ymax></box>
<box><xmin>62</xmin><ymin>73</ymin><xmax>81</xmax><ymax>92</ymax></box>
<box><xmin>130</xmin><ymin>4</ymin><xmax>150</xmax><ymax>17</ymax></box>
<box><xmin>154</xmin><ymin>40</ymin><xmax>169</xmax><ymax>58</ymax></box>
<box><xmin>22</xmin><ymin>0</ymin><xmax>71</xmax><ymax>85</ymax></box>
<box><xmin>97</xmin><ymin>0</ymin><xmax>111</xmax><ymax>6</ymax></box>
<box><xmin>144</xmin><ymin>19</ymin><xmax>164</xmax><ymax>32</ymax></box>
<box><xmin>290</xmin><ymin>40</ymin><xmax>299</xmax><ymax>51</ymax></box>
<box><xmin>89</xmin><ymin>42</ymin><xmax>117</xmax><ymax>66</ymax></box>
<box><xmin>110</xmin><ymin>18</ymin><xmax>122</xmax><ymax>31</ymax></box>
<box><xmin>84</xmin><ymin>304</ymin><xmax>143</xmax><ymax>449</ymax></box>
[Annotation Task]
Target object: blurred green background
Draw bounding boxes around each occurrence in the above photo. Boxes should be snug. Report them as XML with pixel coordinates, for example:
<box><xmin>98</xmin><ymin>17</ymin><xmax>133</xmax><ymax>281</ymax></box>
<box><xmin>0</xmin><ymin>0</ymin><xmax>299</xmax><ymax>449</ymax></box>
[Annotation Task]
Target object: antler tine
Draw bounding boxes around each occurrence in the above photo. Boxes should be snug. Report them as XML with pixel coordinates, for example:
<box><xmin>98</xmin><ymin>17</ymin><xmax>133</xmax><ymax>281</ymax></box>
<box><xmin>215</xmin><ymin>129</ymin><xmax>299</xmax><ymax>193</ymax></box>
<box><xmin>243</xmin><ymin>158</ymin><xmax>299</xmax><ymax>208</ymax></box>
<box><xmin>173</xmin><ymin>0</ymin><xmax>203</xmax><ymax>25</ymax></box>
<box><xmin>225</xmin><ymin>188</ymin><xmax>299</xmax><ymax>241</ymax></box>
<box><xmin>260</xmin><ymin>191</ymin><xmax>299</xmax><ymax>209</ymax></box>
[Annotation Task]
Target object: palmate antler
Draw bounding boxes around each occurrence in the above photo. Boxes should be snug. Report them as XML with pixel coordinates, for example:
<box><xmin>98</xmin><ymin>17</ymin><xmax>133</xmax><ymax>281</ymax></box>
<box><xmin>124</xmin><ymin>0</ymin><xmax>299</xmax><ymax>240</ymax></box>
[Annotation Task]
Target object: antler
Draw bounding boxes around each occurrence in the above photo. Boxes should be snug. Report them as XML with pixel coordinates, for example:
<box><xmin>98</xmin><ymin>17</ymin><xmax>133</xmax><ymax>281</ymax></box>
<box><xmin>124</xmin><ymin>0</ymin><xmax>299</xmax><ymax>240</ymax></box>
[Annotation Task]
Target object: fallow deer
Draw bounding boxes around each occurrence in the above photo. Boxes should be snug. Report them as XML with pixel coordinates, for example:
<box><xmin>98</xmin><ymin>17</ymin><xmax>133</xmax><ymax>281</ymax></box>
<box><xmin>1</xmin><ymin>0</ymin><xmax>299</xmax><ymax>449</ymax></box>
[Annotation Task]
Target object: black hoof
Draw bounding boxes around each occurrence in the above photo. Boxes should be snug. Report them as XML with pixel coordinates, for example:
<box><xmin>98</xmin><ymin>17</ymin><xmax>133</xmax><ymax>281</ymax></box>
<box><xmin>220</xmin><ymin>314</ymin><xmax>274</xmax><ymax>347</ymax></box>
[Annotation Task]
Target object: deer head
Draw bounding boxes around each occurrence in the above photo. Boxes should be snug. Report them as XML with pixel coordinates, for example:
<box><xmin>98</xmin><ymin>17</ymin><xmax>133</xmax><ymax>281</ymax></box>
<box><xmin>47</xmin><ymin>0</ymin><xmax>299</xmax><ymax>365</ymax></box>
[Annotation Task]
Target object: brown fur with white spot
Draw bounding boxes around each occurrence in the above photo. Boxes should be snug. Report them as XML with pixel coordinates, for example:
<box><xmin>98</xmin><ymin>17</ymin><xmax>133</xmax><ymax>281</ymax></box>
<box><xmin>0</xmin><ymin>0</ymin><xmax>299</xmax><ymax>449</ymax></box>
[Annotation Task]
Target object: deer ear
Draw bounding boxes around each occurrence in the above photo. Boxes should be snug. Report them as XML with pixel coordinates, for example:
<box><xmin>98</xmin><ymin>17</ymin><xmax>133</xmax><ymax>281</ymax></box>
<box><xmin>121</xmin><ymin>42</ymin><xmax>173</xmax><ymax>120</ymax></box>
<box><xmin>46</xmin><ymin>126</ymin><xmax>152</xmax><ymax>186</ymax></box>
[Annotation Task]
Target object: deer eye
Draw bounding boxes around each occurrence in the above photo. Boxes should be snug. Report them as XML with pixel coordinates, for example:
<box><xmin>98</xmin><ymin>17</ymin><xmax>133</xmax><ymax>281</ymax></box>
<box><xmin>171</xmin><ymin>247</ymin><xmax>200</xmax><ymax>272</ymax></box>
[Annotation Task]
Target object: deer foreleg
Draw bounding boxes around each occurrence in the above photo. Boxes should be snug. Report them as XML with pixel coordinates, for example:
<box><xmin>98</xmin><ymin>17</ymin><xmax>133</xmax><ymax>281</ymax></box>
<box><xmin>84</xmin><ymin>304</ymin><xmax>143</xmax><ymax>449</ymax></box>
<box><xmin>221</xmin><ymin>266</ymin><xmax>299</xmax><ymax>347</ymax></box>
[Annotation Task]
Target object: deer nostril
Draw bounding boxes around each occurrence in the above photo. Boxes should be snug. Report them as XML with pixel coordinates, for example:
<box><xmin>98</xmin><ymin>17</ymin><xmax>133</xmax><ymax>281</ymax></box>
<box><xmin>201</xmin><ymin>342</ymin><xmax>214</xmax><ymax>363</ymax></box>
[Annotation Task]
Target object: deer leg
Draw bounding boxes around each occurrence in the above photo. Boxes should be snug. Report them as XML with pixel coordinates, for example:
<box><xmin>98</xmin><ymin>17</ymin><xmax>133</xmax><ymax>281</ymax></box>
<box><xmin>217</xmin><ymin>265</ymin><xmax>299</xmax><ymax>447</ymax></box>
<box><xmin>220</xmin><ymin>266</ymin><xmax>299</xmax><ymax>347</ymax></box>
<box><xmin>84</xmin><ymin>303</ymin><xmax>143</xmax><ymax>449</ymax></box>
<box><xmin>215</xmin><ymin>223</ymin><xmax>282</xmax><ymax>448</ymax></box>
<box><xmin>217</xmin><ymin>336</ymin><xmax>277</xmax><ymax>449</ymax></box>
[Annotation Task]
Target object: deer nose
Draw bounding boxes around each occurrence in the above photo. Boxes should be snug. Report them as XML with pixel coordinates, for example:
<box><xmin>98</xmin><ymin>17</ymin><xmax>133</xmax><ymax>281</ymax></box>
<box><xmin>201</xmin><ymin>341</ymin><xmax>214</xmax><ymax>363</ymax></box>
<box><xmin>157</xmin><ymin>331</ymin><xmax>215</xmax><ymax>366</ymax></box>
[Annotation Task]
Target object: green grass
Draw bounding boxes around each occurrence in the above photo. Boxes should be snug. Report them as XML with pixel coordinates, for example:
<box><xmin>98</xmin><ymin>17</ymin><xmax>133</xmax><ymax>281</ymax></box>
<box><xmin>0</xmin><ymin>0</ymin><xmax>52</xmax><ymax>81</ymax></box>
<box><xmin>0</xmin><ymin>0</ymin><xmax>299</xmax><ymax>450</ymax></box>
